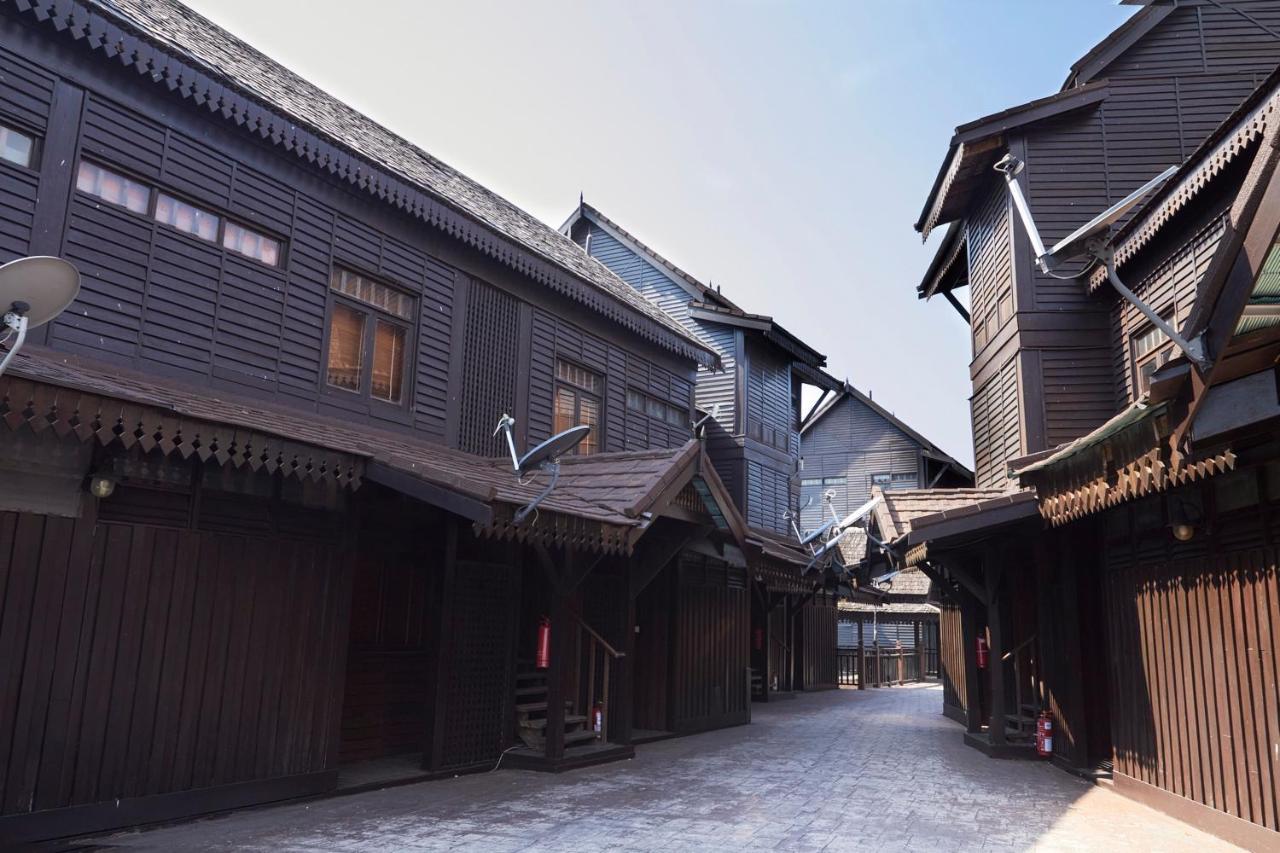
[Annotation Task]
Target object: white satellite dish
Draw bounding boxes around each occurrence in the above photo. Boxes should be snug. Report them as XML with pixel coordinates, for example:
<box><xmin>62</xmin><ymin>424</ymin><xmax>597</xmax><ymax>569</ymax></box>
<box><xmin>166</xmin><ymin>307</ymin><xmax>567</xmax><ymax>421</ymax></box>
<box><xmin>0</xmin><ymin>256</ymin><xmax>81</xmax><ymax>376</ymax></box>
<box><xmin>994</xmin><ymin>156</ymin><xmax>1205</xmax><ymax>368</ymax></box>
<box><xmin>1047</xmin><ymin>165</ymin><xmax>1179</xmax><ymax>265</ymax></box>
<box><xmin>493</xmin><ymin>414</ymin><xmax>591</xmax><ymax>523</ymax></box>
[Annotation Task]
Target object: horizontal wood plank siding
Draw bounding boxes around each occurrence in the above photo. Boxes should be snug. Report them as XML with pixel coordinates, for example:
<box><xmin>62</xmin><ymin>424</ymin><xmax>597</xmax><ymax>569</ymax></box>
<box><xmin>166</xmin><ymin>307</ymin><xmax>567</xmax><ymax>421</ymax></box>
<box><xmin>970</xmin><ymin>356</ymin><xmax>1020</xmax><ymax>489</ymax></box>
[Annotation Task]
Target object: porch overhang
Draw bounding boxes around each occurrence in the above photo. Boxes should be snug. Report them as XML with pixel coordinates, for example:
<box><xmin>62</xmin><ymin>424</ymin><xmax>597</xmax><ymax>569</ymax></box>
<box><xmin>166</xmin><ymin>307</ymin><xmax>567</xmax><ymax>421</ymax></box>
<box><xmin>0</xmin><ymin>349</ymin><xmax>731</xmax><ymax>555</ymax></box>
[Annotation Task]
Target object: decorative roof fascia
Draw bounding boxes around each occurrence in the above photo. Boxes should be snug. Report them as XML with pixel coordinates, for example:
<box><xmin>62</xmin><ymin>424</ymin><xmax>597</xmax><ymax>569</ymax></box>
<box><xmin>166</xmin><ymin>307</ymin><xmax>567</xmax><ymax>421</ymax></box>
<box><xmin>0</xmin><ymin>373</ymin><xmax>365</xmax><ymax>489</ymax></box>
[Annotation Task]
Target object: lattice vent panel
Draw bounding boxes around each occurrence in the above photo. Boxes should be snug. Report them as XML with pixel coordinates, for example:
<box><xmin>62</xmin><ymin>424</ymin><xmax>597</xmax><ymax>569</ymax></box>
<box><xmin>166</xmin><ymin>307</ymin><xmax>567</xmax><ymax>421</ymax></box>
<box><xmin>457</xmin><ymin>281</ymin><xmax>520</xmax><ymax>456</ymax></box>
<box><xmin>439</xmin><ymin>560</ymin><xmax>515</xmax><ymax>769</ymax></box>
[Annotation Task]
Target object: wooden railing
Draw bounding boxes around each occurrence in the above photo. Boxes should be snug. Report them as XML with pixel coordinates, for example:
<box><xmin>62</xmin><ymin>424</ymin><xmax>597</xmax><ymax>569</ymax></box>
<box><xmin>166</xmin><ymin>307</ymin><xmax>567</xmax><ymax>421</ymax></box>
<box><xmin>576</xmin><ymin>617</ymin><xmax>624</xmax><ymax>743</ymax></box>
<box><xmin>837</xmin><ymin>644</ymin><xmax>931</xmax><ymax>689</ymax></box>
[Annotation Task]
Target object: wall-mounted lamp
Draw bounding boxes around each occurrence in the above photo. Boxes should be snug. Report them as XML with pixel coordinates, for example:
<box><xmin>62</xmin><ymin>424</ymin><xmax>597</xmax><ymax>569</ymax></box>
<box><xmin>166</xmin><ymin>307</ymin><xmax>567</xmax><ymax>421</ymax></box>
<box><xmin>88</xmin><ymin>472</ymin><xmax>116</xmax><ymax>500</ymax></box>
<box><xmin>1170</xmin><ymin>498</ymin><xmax>1202</xmax><ymax>542</ymax></box>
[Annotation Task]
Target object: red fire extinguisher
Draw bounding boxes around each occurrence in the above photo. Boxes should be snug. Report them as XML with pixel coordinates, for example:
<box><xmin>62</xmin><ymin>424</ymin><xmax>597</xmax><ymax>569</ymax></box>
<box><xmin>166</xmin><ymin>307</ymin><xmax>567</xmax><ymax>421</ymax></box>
<box><xmin>592</xmin><ymin>703</ymin><xmax>603</xmax><ymax>737</ymax></box>
<box><xmin>976</xmin><ymin>635</ymin><xmax>989</xmax><ymax>670</ymax></box>
<box><xmin>1036</xmin><ymin>711</ymin><xmax>1054</xmax><ymax>757</ymax></box>
<box><xmin>535</xmin><ymin>616</ymin><xmax>551</xmax><ymax>670</ymax></box>
<box><xmin>753</xmin><ymin>627</ymin><xmax>764</xmax><ymax>651</ymax></box>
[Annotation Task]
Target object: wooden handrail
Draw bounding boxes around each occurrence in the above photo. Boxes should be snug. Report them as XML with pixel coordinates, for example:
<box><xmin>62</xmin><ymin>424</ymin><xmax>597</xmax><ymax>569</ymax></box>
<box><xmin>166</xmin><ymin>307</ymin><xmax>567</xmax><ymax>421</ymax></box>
<box><xmin>576</xmin><ymin>616</ymin><xmax>625</xmax><ymax>659</ymax></box>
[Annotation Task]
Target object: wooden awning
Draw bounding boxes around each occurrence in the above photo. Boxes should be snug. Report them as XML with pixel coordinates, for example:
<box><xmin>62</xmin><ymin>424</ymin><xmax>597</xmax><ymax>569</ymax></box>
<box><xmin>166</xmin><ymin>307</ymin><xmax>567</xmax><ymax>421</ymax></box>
<box><xmin>1</xmin><ymin>349</ymin><xmax>735</xmax><ymax>554</ymax></box>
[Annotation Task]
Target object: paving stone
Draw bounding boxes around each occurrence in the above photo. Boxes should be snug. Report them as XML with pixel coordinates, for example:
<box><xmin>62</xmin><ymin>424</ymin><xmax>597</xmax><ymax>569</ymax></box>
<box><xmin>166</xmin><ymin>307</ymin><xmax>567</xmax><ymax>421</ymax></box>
<box><xmin>92</xmin><ymin>684</ymin><xmax>1240</xmax><ymax>851</ymax></box>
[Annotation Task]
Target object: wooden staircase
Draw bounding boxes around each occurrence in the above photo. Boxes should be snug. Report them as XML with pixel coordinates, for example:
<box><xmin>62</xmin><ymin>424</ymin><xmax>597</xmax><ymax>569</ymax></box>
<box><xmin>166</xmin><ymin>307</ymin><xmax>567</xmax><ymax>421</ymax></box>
<box><xmin>1004</xmin><ymin>703</ymin><xmax>1039</xmax><ymax>743</ymax></box>
<box><xmin>514</xmin><ymin>667</ymin><xmax>598</xmax><ymax>751</ymax></box>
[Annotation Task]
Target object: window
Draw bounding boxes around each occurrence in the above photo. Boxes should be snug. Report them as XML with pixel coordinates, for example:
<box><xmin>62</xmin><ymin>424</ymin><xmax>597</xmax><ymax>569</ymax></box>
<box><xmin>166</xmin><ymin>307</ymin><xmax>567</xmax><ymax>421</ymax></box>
<box><xmin>628</xmin><ymin>387</ymin><xmax>688</xmax><ymax>429</ymax></box>
<box><xmin>223</xmin><ymin>221</ymin><xmax>282</xmax><ymax>266</ymax></box>
<box><xmin>325</xmin><ymin>268</ymin><xmax>415</xmax><ymax>404</ymax></box>
<box><xmin>1132</xmin><ymin>318</ymin><xmax>1173</xmax><ymax>396</ymax></box>
<box><xmin>555</xmin><ymin>359</ymin><xmax>601</xmax><ymax>455</ymax></box>
<box><xmin>74</xmin><ymin>160</ymin><xmax>284</xmax><ymax>267</ymax></box>
<box><xmin>871</xmin><ymin>473</ymin><xmax>892</xmax><ymax>488</ymax></box>
<box><xmin>155</xmin><ymin>192</ymin><xmax>220</xmax><ymax>242</ymax></box>
<box><xmin>76</xmin><ymin>161</ymin><xmax>150</xmax><ymax>214</ymax></box>
<box><xmin>891</xmin><ymin>472</ymin><xmax>917</xmax><ymax>488</ymax></box>
<box><xmin>0</xmin><ymin>123</ymin><xmax>34</xmax><ymax>168</ymax></box>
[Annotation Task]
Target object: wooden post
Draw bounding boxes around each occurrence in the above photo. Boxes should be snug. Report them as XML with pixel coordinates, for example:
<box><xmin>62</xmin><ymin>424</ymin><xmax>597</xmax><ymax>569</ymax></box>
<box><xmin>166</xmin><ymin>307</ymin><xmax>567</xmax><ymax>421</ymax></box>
<box><xmin>544</xmin><ymin>549</ymin><xmax>572</xmax><ymax>761</ymax></box>
<box><xmin>986</xmin><ymin>546</ymin><xmax>1008</xmax><ymax>748</ymax></box>
<box><xmin>425</xmin><ymin>520</ymin><xmax>459</xmax><ymax>772</ymax></box>
<box><xmin>958</xmin><ymin>571</ymin><xmax>984</xmax><ymax>734</ymax></box>
<box><xmin>915</xmin><ymin>621</ymin><xmax>924</xmax><ymax>682</ymax></box>
<box><xmin>615</xmin><ymin>558</ymin><xmax>637</xmax><ymax>745</ymax></box>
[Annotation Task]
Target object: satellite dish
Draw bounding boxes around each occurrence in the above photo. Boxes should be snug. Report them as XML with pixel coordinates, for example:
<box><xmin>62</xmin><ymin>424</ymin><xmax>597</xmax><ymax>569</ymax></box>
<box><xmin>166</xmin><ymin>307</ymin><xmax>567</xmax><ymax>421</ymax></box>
<box><xmin>0</xmin><ymin>256</ymin><xmax>81</xmax><ymax>377</ymax></box>
<box><xmin>493</xmin><ymin>415</ymin><xmax>592</xmax><ymax>523</ymax></box>
<box><xmin>994</xmin><ymin>157</ymin><xmax>1206</xmax><ymax>368</ymax></box>
<box><xmin>798</xmin><ymin>517</ymin><xmax>836</xmax><ymax>547</ymax></box>
<box><xmin>517</xmin><ymin>425</ymin><xmax>590</xmax><ymax>475</ymax></box>
<box><xmin>1046</xmin><ymin>165</ymin><xmax>1178</xmax><ymax>265</ymax></box>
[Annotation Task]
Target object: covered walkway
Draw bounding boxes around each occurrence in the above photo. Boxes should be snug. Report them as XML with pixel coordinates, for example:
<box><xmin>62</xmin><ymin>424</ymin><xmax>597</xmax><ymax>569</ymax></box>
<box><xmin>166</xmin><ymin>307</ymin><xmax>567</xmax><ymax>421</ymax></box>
<box><xmin>93</xmin><ymin>685</ymin><xmax>1233</xmax><ymax>851</ymax></box>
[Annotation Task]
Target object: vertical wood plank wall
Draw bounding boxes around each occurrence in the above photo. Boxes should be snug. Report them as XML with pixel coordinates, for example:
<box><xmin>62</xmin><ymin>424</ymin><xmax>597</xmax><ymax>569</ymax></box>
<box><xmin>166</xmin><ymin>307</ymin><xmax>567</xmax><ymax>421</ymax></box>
<box><xmin>0</xmin><ymin>510</ymin><xmax>352</xmax><ymax>821</ymax></box>
<box><xmin>1104</xmin><ymin>546</ymin><xmax>1280</xmax><ymax>833</ymax></box>
<box><xmin>1100</xmin><ymin>466</ymin><xmax>1280</xmax><ymax>835</ymax></box>
<box><xmin>672</xmin><ymin>554</ymin><xmax>749</xmax><ymax>733</ymax></box>
<box><xmin>801</xmin><ymin>597</ymin><xmax>838</xmax><ymax>690</ymax></box>
<box><xmin>939</xmin><ymin>602</ymin><xmax>969</xmax><ymax>724</ymax></box>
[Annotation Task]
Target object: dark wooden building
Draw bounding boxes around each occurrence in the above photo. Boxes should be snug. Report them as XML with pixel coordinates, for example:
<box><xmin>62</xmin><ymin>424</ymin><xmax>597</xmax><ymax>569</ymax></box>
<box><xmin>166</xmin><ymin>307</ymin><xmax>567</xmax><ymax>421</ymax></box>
<box><xmin>0</xmin><ymin>0</ymin><xmax>823</xmax><ymax>843</ymax></box>
<box><xmin>903</xmin><ymin>4</ymin><xmax>1280</xmax><ymax>848</ymax></box>
<box><xmin>560</xmin><ymin>202</ymin><xmax>844</xmax><ymax>701</ymax></box>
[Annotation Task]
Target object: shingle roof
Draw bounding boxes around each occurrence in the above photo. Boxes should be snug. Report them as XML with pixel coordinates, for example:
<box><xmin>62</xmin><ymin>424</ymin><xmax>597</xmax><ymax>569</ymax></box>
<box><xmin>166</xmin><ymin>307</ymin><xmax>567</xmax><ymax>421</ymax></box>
<box><xmin>4</xmin><ymin>348</ymin><xmax>711</xmax><ymax>550</ymax></box>
<box><xmin>73</xmin><ymin>0</ymin><xmax>714</xmax><ymax>366</ymax></box>
<box><xmin>870</xmin><ymin>486</ymin><xmax>1019</xmax><ymax>542</ymax></box>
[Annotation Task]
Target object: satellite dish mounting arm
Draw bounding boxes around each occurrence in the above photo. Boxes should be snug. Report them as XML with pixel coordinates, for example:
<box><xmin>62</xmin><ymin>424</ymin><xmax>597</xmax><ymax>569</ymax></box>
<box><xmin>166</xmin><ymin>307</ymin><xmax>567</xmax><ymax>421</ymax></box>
<box><xmin>994</xmin><ymin>155</ymin><xmax>1207</xmax><ymax>371</ymax></box>
<box><xmin>494</xmin><ymin>414</ymin><xmax>521</xmax><ymax>472</ymax></box>
<box><xmin>0</xmin><ymin>302</ymin><xmax>30</xmax><ymax>377</ymax></box>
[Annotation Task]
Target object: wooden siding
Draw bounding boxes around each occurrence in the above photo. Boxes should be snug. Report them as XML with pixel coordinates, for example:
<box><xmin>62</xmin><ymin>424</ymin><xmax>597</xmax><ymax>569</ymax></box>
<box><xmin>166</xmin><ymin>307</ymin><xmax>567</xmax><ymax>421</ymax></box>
<box><xmin>1111</xmin><ymin>214</ymin><xmax>1226</xmax><ymax>405</ymax></box>
<box><xmin>801</xmin><ymin>596</ymin><xmax>838</xmax><ymax>690</ymax></box>
<box><xmin>746</xmin><ymin>460</ymin><xmax>792</xmax><ymax>534</ymax></box>
<box><xmin>1040</xmin><ymin>348</ymin><xmax>1115</xmax><ymax>450</ymax></box>
<box><xmin>580</xmin><ymin>222</ymin><xmax>738</xmax><ymax>434</ymax></box>
<box><xmin>939</xmin><ymin>602</ymin><xmax>969</xmax><ymax>724</ymax></box>
<box><xmin>1098</xmin><ymin>2</ymin><xmax>1280</xmax><ymax>83</ymax></box>
<box><xmin>672</xmin><ymin>553</ymin><xmax>750</xmax><ymax>733</ymax></box>
<box><xmin>970</xmin><ymin>356</ymin><xmax>1020</xmax><ymax>489</ymax></box>
<box><xmin>800</xmin><ymin>394</ymin><xmax>924</xmax><ymax>528</ymax></box>
<box><xmin>966</xmin><ymin>181</ymin><xmax>1013</xmax><ymax>360</ymax></box>
<box><xmin>1101</xmin><ymin>470</ymin><xmax>1280</xmax><ymax>834</ymax></box>
<box><xmin>0</xmin><ymin>509</ymin><xmax>352</xmax><ymax>819</ymax></box>
<box><xmin>526</xmin><ymin>307</ymin><xmax>692</xmax><ymax>451</ymax></box>
<box><xmin>0</xmin><ymin>37</ymin><xmax>700</xmax><ymax>464</ymax></box>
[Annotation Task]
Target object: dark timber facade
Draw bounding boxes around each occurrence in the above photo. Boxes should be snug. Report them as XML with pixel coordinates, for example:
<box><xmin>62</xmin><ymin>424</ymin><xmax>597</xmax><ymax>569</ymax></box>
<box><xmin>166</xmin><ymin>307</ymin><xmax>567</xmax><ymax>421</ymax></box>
<box><xmin>560</xmin><ymin>202</ymin><xmax>845</xmax><ymax>702</ymax></box>
<box><xmin>908</xmin><ymin>3</ymin><xmax>1280</xmax><ymax>848</ymax></box>
<box><xmin>0</xmin><ymin>0</ymin><xmax>821</xmax><ymax>843</ymax></box>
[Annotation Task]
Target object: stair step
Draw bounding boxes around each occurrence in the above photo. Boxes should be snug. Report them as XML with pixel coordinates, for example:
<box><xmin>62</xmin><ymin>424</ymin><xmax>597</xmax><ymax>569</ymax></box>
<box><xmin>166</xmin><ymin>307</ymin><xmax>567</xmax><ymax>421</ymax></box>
<box><xmin>516</xmin><ymin>686</ymin><xmax>547</xmax><ymax>697</ymax></box>
<box><xmin>521</xmin><ymin>714</ymin><xmax>588</xmax><ymax>731</ymax></box>
<box><xmin>516</xmin><ymin>671</ymin><xmax>547</xmax><ymax>682</ymax></box>
<box><xmin>565</xmin><ymin>729</ymin><xmax>600</xmax><ymax>745</ymax></box>
<box><xmin>516</xmin><ymin>701</ymin><xmax>574</xmax><ymax>714</ymax></box>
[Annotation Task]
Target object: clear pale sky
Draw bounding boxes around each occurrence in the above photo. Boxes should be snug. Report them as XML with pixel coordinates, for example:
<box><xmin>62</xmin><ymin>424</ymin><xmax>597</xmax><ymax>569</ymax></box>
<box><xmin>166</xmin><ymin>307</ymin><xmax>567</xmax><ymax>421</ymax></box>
<box><xmin>183</xmin><ymin>0</ymin><xmax>1135</xmax><ymax>468</ymax></box>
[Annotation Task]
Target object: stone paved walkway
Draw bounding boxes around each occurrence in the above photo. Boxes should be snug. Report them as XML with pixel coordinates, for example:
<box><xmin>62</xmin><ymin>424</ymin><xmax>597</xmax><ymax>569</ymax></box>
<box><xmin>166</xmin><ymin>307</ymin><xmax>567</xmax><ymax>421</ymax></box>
<box><xmin>94</xmin><ymin>684</ymin><xmax>1237</xmax><ymax>852</ymax></box>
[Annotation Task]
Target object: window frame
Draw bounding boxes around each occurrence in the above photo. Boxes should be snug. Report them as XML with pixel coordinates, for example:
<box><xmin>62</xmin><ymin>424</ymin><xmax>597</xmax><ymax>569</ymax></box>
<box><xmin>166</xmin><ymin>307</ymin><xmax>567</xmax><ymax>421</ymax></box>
<box><xmin>555</xmin><ymin>357</ymin><xmax>604</xmax><ymax>455</ymax></box>
<box><xmin>322</xmin><ymin>266</ymin><xmax>417</xmax><ymax>419</ymax></box>
<box><xmin>0</xmin><ymin>119</ymin><xmax>39</xmax><ymax>172</ymax></box>
<box><xmin>627</xmin><ymin>385</ymin><xmax>689</xmax><ymax>434</ymax></box>
<box><xmin>1131</xmin><ymin>314</ymin><xmax>1175</xmax><ymax>399</ymax></box>
<box><xmin>72</xmin><ymin>158</ymin><xmax>286</xmax><ymax>269</ymax></box>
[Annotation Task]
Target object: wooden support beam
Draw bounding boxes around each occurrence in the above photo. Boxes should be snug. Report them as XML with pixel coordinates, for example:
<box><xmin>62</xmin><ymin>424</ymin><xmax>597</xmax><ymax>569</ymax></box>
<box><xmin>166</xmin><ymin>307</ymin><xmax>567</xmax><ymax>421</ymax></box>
<box><xmin>985</xmin><ymin>547</ymin><xmax>1008</xmax><ymax>747</ymax></box>
<box><xmin>544</xmin><ymin>559</ymin><xmax>572</xmax><ymax>761</ymax></box>
<box><xmin>558</xmin><ymin>550</ymin><xmax>606</xmax><ymax>597</ymax></box>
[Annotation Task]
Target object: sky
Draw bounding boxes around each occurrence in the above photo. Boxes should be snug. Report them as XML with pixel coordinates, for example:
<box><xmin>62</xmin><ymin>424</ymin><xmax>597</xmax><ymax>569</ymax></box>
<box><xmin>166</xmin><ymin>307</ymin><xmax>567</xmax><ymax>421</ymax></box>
<box><xmin>183</xmin><ymin>0</ymin><xmax>1136</xmax><ymax>468</ymax></box>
